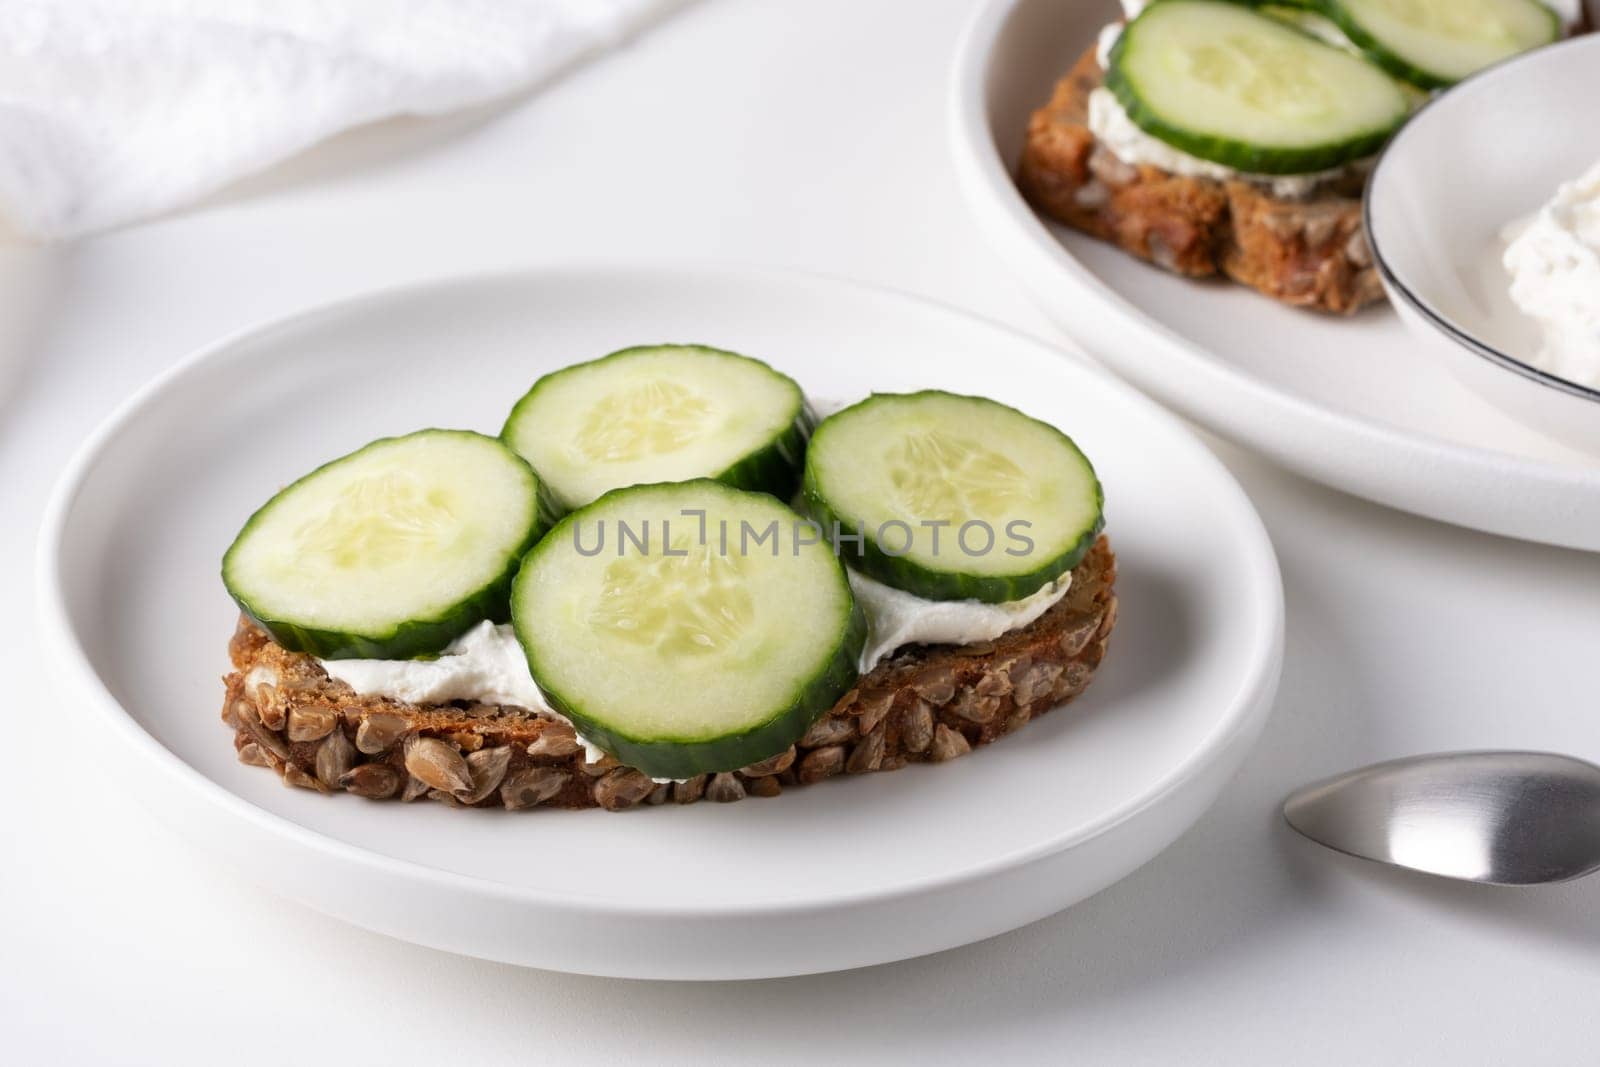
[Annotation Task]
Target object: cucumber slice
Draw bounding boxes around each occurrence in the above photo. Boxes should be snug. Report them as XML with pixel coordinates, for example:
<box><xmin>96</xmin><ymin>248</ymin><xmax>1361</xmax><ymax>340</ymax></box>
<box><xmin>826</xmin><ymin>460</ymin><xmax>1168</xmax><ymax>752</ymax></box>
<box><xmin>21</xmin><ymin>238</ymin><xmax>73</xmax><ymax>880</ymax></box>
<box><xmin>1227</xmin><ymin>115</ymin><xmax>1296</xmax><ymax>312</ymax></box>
<box><xmin>801</xmin><ymin>392</ymin><xmax>1103</xmax><ymax>604</ymax></box>
<box><xmin>1106</xmin><ymin>0</ymin><xmax>1410</xmax><ymax>174</ymax></box>
<box><xmin>223</xmin><ymin>430</ymin><xmax>551</xmax><ymax>660</ymax></box>
<box><xmin>502</xmin><ymin>344</ymin><xmax>812</xmax><ymax>513</ymax></box>
<box><xmin>512</xmin><ymin>480</ymin><xmax>864</xmax><ymax>778</ymax></box>
<box><xmin>1255</xmin><ymin>4</ymin><xmax>1361</xmax><ymax>51</ymax></box>
<box><xmin>1320</xmin><ymin>0</ymin><xmax>1558</xmax><ymax>89</ymax></box>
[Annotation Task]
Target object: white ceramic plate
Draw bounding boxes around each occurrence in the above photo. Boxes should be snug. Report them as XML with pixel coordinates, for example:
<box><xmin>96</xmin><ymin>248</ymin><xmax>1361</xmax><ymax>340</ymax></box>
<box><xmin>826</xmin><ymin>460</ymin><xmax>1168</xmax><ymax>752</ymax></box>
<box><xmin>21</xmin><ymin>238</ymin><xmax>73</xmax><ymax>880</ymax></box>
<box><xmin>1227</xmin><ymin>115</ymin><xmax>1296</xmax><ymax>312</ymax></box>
<box><xmin>38</xmin><ymin>265</ymin><xmax>1281</xmax><ymax>980</ymax></box>
<box><xmin>950</xmin><ymin>0</ymin><xmax>1600</xmax><ymax>553</ymax></box>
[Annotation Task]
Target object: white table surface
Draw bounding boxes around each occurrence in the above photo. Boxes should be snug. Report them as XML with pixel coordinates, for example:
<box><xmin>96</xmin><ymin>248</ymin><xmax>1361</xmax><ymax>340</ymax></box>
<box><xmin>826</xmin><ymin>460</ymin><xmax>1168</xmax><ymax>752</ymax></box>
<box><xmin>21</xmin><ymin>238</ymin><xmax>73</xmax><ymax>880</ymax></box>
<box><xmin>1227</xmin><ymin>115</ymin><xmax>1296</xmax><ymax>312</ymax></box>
<box><xmin>3</xmin><ymin>1</ymin><xmax>1598</xmax><ymax>1062</ymax></box>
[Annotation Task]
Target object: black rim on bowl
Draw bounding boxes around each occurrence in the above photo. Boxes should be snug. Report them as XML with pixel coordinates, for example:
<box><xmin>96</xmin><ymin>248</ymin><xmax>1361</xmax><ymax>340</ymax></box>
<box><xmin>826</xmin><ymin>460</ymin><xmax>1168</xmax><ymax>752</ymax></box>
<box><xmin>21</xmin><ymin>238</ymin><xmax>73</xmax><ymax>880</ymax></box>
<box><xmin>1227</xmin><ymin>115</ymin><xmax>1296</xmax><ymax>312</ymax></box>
<box><xmin>1362</xmin><ymin>35</ymin><xmax>1600</xmax><ymax>409</ymax></box>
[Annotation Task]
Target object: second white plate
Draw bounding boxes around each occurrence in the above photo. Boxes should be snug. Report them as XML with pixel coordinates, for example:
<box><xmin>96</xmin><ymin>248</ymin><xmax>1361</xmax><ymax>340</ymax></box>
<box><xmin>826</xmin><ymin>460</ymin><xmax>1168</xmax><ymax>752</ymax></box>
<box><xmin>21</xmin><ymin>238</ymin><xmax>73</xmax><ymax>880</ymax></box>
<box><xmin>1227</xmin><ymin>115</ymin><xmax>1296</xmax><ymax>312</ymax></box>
<box><xmin>950</xmin><ymin>0</ymin><xmax>1600</xmax><ymax>553</ymax></box>
<box><xmin>38</xmin><ymin>265</ymin><xmax>1281</xmax><ymax>979</ymax></box>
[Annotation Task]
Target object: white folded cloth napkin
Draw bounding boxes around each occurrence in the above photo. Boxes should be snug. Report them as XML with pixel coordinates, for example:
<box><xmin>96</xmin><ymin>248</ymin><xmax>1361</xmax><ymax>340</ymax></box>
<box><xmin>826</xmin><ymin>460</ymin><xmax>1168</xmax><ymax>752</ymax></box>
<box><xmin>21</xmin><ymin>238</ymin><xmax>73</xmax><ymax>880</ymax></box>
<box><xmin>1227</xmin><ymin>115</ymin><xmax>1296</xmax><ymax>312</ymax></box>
<box><xmin>0</xmin><ymin>0</ymin><xmax>679</xmax><ymax>241</ymax></box>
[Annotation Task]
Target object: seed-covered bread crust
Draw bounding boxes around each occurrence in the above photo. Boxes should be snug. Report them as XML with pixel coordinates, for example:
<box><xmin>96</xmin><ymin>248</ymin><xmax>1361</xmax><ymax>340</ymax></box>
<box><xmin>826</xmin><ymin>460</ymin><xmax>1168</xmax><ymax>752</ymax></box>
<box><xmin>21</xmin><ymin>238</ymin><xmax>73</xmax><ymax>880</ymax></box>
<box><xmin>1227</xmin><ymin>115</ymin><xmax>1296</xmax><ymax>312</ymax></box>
<box><xmin>1017</xmin><ymin>44</ymin><xmax>1382</xmax><ymax>315</ymax></box>
<box><xmin>220</xmin><ymin>537</ymin><xmax>1117</xmax><ymax>811</ymax></box>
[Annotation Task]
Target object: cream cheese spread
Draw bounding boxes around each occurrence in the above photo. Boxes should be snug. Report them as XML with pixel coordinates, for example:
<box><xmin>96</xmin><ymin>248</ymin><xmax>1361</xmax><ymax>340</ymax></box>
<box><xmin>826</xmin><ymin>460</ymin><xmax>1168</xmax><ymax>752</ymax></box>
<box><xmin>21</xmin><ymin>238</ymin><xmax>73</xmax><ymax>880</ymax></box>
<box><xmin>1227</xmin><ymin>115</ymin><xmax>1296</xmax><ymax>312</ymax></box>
<box><xmin>318</xmin><ymin>573</ymin><xmax>1074</xmax><ymax>755</ymax></box>
<box><xmin>847</xmin><ymin>569</ymin><xmax>1072</xmax><ymax>673</ymax></box>
<box><xmin>321</xmin><ymin>620</ymin><xmax>543</xmax><ymax>710</ymax></box>
<box><xmin>320</xmin><ymin>622</ymin><xmax>685</xmax><ymax>782</ymax></box>
<box><xmin>1084</xmin><ymin>87</ymin><xmax>1358</xmax><ymax>200</ymax></box>
<box><xmin>1544</xmin><ymin>0</ymin><xmax>1583</xmax><ymax>28</ymax></box>
<box><xmin>1501</xmin><ymin>160</ymin><xmax>1600</xmax><ymax>388</ymax></box>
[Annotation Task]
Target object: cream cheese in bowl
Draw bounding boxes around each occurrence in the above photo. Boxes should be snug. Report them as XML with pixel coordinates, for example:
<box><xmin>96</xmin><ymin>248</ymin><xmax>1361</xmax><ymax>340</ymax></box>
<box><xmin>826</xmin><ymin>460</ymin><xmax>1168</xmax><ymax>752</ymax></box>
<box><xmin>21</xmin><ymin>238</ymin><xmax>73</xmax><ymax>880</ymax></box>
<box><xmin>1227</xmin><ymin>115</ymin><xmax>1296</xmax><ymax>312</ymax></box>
<box><xmin>1502</xmin><ymin>160</ymin><xmax>1600</xmax><ymax>389</ymax></box>
<box><xmin>1363</xmin><ymin>32</ymin><xmax>1600</xmax><ymax>456</ymax></box>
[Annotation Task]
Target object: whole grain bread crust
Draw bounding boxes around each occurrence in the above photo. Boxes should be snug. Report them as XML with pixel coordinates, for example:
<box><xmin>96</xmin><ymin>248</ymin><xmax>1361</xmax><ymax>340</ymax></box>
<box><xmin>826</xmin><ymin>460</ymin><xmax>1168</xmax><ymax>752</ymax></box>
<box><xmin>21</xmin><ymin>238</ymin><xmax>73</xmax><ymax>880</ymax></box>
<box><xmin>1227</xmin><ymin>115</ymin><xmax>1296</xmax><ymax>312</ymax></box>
<box><xmin>220</xmin><ymin>536</ymin><xmax>1117</xmax><ymax>811</ymax></box>
<box><xmin>1017</xmin><ymin>44</ymin><xmax>1383</xmax><ymax>314</ymax></box>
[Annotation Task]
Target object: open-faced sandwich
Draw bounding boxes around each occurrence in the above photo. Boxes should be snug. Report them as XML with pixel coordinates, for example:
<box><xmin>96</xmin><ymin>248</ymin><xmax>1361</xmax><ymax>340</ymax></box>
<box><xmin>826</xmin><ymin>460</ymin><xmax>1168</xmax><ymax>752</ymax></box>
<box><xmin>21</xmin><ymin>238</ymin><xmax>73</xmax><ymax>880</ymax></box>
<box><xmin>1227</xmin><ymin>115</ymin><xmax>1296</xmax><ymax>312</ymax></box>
<box><xmin>1020</xmin><ymin>0</ymin><xmax>1586</xmax><ymax>314</ymax></box>
<box><xmin>220</xmin><ymin>345</ymin><xmax>1116</xmax><ymax>810</ymax></box>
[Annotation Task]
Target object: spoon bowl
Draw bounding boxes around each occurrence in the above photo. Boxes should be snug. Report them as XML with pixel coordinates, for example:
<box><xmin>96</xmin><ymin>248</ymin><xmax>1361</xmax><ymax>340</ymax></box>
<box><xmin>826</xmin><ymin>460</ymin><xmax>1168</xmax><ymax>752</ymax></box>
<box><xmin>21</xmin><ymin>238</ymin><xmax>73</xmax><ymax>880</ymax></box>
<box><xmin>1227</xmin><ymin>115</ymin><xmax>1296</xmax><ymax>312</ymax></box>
<box><xmin>1283</xmin><ymin>751</ymin><xmax>1600</xmax><ymax>886</ymax></box>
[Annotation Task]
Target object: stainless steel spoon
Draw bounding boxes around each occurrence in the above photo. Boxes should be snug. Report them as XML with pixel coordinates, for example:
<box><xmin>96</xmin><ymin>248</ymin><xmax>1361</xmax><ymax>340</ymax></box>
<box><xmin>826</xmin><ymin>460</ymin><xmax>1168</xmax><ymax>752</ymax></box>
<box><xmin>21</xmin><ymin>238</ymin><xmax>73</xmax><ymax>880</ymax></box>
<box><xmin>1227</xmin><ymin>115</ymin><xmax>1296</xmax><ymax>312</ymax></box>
<box><xmin>1283</xmin><ymin>751</ymin><xmax>1600</xmax><ymax>885</ymax></box>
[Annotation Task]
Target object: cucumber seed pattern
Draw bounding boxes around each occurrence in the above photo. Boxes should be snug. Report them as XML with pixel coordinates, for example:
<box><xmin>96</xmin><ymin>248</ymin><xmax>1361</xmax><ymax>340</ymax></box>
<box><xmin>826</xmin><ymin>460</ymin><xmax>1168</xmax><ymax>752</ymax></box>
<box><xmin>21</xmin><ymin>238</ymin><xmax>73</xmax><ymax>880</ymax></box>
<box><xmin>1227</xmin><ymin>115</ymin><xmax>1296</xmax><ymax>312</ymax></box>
<box><xmin>573</xmin><ymin>380</ymin><xmax>713</xmax><ymax>463</ymax></box>
<box><xmin>1184</xmin><ymin>32</ymin><xmax>1335</xmax><ymax>117</ymax></box>
<box><xmin>884</xmin><ymin>430</ymin><xmax>1041</xmax><ymax>523</ymax></box>
<box><xmin>1380</xmin><ymin>0</ymin><xmax>1522</xmax><ymax>44</ymax></box>
<box><xmin>590</xmin><ymin>538</ymin><xmax>754</xmax><ymax>658</ymax></box>
<box><xmin>294</xmin><ymin>470</ymin><xmax>459</xmax><ymax>570</ymax></box>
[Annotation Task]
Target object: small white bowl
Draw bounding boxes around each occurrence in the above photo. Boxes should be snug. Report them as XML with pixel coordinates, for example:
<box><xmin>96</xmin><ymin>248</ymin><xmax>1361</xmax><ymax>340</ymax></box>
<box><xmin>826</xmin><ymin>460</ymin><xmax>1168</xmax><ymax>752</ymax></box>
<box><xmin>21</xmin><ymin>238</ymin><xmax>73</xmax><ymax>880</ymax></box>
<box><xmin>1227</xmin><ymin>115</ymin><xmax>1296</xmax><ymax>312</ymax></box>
<box><xmin>1366</xmin><ymin>35</ymin><xmax>1600</xmax><ymax>456</ymax></box>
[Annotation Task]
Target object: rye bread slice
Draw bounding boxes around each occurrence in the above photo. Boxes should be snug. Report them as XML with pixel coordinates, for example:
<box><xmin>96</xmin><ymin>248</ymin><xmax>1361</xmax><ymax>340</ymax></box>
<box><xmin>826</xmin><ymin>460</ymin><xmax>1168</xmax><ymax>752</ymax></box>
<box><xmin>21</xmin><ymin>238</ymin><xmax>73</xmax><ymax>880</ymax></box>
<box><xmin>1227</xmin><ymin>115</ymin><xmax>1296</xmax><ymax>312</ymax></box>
<box><xmin>220</xmin><ymin>536</ymin><xmax>1117</xmax><ymax>811</ymax></box>
<box><xmin>1017</xmin><ymin>43</ymin><xmax>1383</xmax><ymax>314</ymax></box>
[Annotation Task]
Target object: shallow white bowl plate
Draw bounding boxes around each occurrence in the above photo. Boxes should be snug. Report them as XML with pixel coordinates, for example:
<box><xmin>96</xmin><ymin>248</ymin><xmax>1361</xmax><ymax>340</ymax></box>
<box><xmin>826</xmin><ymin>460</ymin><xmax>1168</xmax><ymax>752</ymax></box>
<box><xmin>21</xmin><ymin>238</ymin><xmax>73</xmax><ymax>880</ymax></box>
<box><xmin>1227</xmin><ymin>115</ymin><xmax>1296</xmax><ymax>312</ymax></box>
<box><xmin>951</xmin><ymin>0</ymin><xmax>1600</xmax><ymax>552</ymax></box>
<box><xmin>39</xmin><ymin>266</ymin><xmax>1281</xmax><ymax>980</ymax></box>
<box><xmin>1367</xmin><ymin>35</ymin><xmax>1600</xmax><ymax>456</ymax></box>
